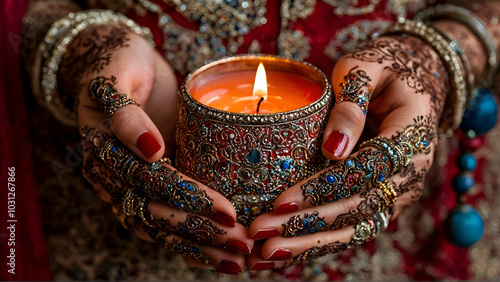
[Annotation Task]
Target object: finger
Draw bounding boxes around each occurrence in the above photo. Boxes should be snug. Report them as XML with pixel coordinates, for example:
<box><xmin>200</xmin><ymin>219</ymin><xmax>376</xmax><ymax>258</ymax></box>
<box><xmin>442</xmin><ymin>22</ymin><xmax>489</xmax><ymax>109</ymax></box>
<box><xmin>247</xmin><ymin>243</ymin><xmax>276</xmax><ymax>271</ymax></box>
<box><xmin>134</xmin><ymin>226</ymin><xmax>245</xmax><ymax>275</ymax></box>
<box><xmin>251</xmin><ymin>175</ymin><xmax>416</xmax><ymax>241</ymax></box>
<box><xmin>273</xmin><ymin>94</ymin><xmax>433</xmax><ymax>214</ymax></box>
<box><xmin>83</xmin><ymin>74</ymin><xmax>166</xmax><ymax>163</ymax></box>
<box><xmin>148</xmin><ymin>200</ymin><xmax>253</xmax><ymax>254</ymax></box>
<box><xmin>259</xmin><ymin>227</ymin><xmax>353</xmax><ymax>268</ymax></box>
<box><xmin>323</xmin><ymin>58</ymin><xmax>386</xmax><ymax>160</ymax></box>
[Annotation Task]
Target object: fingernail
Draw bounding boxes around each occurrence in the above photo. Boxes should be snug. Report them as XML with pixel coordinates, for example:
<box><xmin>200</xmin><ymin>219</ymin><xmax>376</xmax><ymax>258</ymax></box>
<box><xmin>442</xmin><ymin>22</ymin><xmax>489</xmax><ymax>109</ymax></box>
<box><xmin>225</xmin><ymin>239</ymin><xmax>251</xmax><ymax>254</ymax></box>
<box><xmin>252</xmin><ymin>229</ymin><xmax>281</xmax><ymax>240</ymax></box>
<box><xmin>215</xmin><ymin>264</ymin><xmax>240</xmax><ymax>275</ymax></box>
<box><xmin>213</xmin><ymin>211</ymin><xmax>235</xmax><ymax>228</ymax></box>
<box><xmin>274</xmin><ymin>202</ymin><xmax>299</xmax><ymax>215</ymax></box>
<box><xmin>267</xmin><ymin>248</ymin><xmax>293</xmax><ymax>260</ymax></box>
<box><xmin>324</xmin><ymin>130</ymin><xmax>349</xmax><ymax>157</ymax></box>
<box><xmin>137</xmin><ymin>132</ymin><xmax>161</xmax><ymax>159</ymax></box>
<box><xmin>216</xmin><ymin>260</ymin><xmax>242</xmax><ymax>275</ymax></box>
<box><xmin>250</xmin><ymin>261</ymin><xmax>275</xmax><ymax>271</ymax></box>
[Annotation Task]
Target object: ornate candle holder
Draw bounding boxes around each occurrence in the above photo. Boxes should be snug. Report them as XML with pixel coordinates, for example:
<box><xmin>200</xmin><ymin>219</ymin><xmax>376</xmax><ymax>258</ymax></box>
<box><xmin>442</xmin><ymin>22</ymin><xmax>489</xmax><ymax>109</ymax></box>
<box><xmin>176</xmin><ymin>55</ymin><xmax>333</xmax><ymax>226</ymax></box>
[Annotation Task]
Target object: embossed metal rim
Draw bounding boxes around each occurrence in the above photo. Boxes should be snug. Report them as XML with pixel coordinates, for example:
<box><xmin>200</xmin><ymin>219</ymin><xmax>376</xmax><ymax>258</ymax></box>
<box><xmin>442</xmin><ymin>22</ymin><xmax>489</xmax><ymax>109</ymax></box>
<box><xmin>180</xmin><ymin>54</ymin><xmax>333</xmax><ymax>125</ymax></box>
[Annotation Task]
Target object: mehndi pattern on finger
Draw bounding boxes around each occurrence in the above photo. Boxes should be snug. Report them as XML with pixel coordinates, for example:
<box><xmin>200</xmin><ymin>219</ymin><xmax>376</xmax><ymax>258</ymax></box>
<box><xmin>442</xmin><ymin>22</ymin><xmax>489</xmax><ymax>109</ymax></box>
<box><xmin>301</xmin><ymin>149</ymin><xmax>392</xmax><ymax>206</ymax></box>
<box><xmin>336</xmin><ymin>66</ymin><xmax>372</xmax><ymax>115</ymax></box>
<box><xmin>80</xmin><ymin>126</ymin><xmax>215</xmax><ymax>216</ymax></box>
<box><xmin>145</xmin><ymin>227</ymin><xmax>211</xmax><ymax>265</ymax></box>
<box><xmin>148</xmin><ymin>214</ymin><xmax>225</xmax><ymax>246</ymax></box>
<box><xmin>287</xmin><ymin>241</ymin><xmax>350</xmax><ymax>267</ymax></box>
<box><xmin>282</xmin><ymin>211</ymin><xmax>327</xmax><ymax>237</ymax></box>
<box><xmin>302</xmin><ymin>115</ymin><xmax>435</xmax><ymax>206</ymax></box>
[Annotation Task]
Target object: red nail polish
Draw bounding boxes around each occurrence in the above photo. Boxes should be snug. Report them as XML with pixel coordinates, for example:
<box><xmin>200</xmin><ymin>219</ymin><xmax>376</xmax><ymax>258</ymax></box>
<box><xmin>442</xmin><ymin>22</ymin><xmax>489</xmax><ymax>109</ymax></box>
<box><xmin>250</xmin><ymin>261</ymin><xmax>275</xmax><ymax>271</ymax></box>
<box><xmin>252</xmin><ymin>229</ymin><xmax>281</xmax><ymax>240</ymax></box>
<box><xmin>267</xmin><ymin>248</ymin><xmax>293</xmax><ymax>260</ymax></box>
<box><xmin>324</xmin><ymin>130</ymin><xmax>349</xmax><ymax>157</ymax></box>
<box><xmin>274</xmin><ymin>202</ymin><xmax>299</xmax><ymax>215</ymax></box>
<box><xmin>213</xmin><ymin>211</ymin><xmax>235</xmax><ymax>227</ymax></box>
<box><xmin>215</xmin><ymin>264</ymin><xmax>240</xmax><ymax>275</ymax></box>
<box><xmin>215</xmin><ymin>260</ymin><xmax>242</xmax><ymax>274</ymax></box>
<box><xmin>225</xmin><ymin>239</ymin><xmax>250</xmax><ymax>254</ymax></box>
<box><xmin>137</xmin><ymin>132</ymin><xmax>161</xmax><ymax>159</ymax></box>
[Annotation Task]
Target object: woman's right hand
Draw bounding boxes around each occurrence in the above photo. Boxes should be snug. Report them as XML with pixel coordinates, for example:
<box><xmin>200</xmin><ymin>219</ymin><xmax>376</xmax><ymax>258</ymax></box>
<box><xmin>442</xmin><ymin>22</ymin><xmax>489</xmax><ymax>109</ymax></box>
<box><xmin>59</xmin><ymin>23</ymin><xmax>252</xmax><ymax>275</ymax></box>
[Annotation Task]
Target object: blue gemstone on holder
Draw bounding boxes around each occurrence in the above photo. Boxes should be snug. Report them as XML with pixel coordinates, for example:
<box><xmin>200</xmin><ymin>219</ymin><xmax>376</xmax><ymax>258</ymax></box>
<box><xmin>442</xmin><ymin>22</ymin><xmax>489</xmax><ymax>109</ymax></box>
<box><xmin>248</xmin><ymin>148</ymin><xmax>261</xmax><ymax>164</ymax></box>
<box><xmin>112</xmin><ymin>146</ymin><xmax>118</xmax><ymax>153</ymax></box>
<box><xmin>179</xmin><ymin>181</ymin><xmax>187</xmax><ymax>188</ymax></box>
<box><xmin>326</xmin><ymin>175</ymin><xmax>336</xmax><ymax>183</ymax></box>
<box><xmin>281</xmin><ymin>161</ymin><xmax>290</xmax><ymax>170</ymax></box>
<box><xmin>452</xmin><ymin>173</ymin><xmax>474</xmax><ymax>194</ymax></box>
<box><xmin>187</xmin><ymin>185</ymin><xmax>194</xmax><ymax>191</ymax></box>
<box><xmin>444</xmin><ymin>204</ymin><xmax>484</xmax><ymax>247</ymax></box>
<box><xmin>460</xmin><ymin>88</ymin><xmax>498</xmax><ymax>135</ymax></box>
<box><xmin>457</xmin><ymin>153</ymin><xmax>477</xmax><ymax>171</ymax></box>
<box><xmin>346</xmin><ymin>160</ymin><xmax>354</xmax><ymax>167</ymax></box>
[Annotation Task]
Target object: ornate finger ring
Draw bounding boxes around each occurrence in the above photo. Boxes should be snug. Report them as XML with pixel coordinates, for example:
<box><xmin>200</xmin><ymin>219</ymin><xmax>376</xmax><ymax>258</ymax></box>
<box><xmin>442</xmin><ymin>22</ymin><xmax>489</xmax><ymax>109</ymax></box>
<box><xmin>373</xmin><ymin>211</ymin><xmax>388</xmax><ymax>234</ymax></box>
<box><xmin>89</xmin><ymin>76</ymin><xmax>140</xmax><ymax>119</ymax></box>
<box><xmin>350</xmin><ymin>219</ymin><xmax>377</xmax><ymax>245</ymax></box>
<box><xmin>373</xmin><ymin>180</ymin><xmax>398</xmax><ymax>212</ymax></box>
<box><xmin>122</xmin><ymin>188</ymin><xmax>156</xmax><ymax>227</ymax></box>
<box><xmin>336</xmin><ymin>66</ymin><xmax>372</xmax><ymax>115</ymax></box>
<box><xmin>282</xmin><ymin>211</ymin><xmax>328</xmax><ymax>237</ymax></box>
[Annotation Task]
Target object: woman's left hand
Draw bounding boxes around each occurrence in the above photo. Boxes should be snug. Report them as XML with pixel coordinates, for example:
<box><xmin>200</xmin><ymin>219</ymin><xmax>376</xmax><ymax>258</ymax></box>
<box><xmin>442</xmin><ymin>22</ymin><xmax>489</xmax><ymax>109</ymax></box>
<box><xmin>247</xmin><ymin>34</ymin><xmax>450</xmax><ymax>270</ymax></box>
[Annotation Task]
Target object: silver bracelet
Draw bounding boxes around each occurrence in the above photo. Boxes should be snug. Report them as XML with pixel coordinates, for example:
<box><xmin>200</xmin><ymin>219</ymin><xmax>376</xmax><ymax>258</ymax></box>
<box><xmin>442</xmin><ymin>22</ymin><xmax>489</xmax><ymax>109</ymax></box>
<box><xmin>32</xmin><ymin>10</ymin><xmax>155</xmax><ymax>127</ymax></box>
<box><xmin>415</xmin><ymin>4</ymin><xmax>498</xmax><ymax>88</ymax></box>
<box><xmin>381</xmin><ymin>19</ymin><xmax>467</xmax><ymax>138</ymax></box>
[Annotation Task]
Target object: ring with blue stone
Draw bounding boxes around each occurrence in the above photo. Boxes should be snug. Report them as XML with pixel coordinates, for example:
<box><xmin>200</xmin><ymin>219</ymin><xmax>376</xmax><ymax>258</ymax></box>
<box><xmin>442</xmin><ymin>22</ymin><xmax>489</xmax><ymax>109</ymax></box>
<box><xmin>282</xmin><ymin>211</ymin><xmax>327</xmax><ymax>237</ymax></box>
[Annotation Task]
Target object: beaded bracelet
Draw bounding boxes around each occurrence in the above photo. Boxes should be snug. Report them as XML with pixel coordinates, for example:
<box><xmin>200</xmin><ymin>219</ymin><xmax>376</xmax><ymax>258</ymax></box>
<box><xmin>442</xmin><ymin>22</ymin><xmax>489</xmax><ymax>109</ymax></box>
<box><xmin>415</xmin><ymin>4</ymin><xmax>498</xmax><ymax>88</ymax></box>
<box><xmin>381</xmin><ymin>18</ymin><xmax>467</xmax><ymax>138</ymax></box>
<box><xmin>32</xmin><ymin>10</ymin><xmax>155</xmax><ymax>127</ymax></box>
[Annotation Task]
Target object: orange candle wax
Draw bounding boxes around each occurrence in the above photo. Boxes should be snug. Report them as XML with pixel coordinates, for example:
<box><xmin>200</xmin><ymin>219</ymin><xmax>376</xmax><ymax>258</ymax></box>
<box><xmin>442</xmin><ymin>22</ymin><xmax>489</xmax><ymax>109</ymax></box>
<box><xmin>189</xmin><ymin>68</ymin><xmax>323</xmax><ymax>114</ymax></box>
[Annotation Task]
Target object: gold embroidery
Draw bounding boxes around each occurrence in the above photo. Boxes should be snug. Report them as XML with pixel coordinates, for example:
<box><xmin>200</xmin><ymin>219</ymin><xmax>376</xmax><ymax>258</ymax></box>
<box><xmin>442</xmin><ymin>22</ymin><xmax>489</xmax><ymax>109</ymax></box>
<box><xmin>135</xmin><ymin>0</ymin><xmax>267</xmax><ymax>74</ymax></box>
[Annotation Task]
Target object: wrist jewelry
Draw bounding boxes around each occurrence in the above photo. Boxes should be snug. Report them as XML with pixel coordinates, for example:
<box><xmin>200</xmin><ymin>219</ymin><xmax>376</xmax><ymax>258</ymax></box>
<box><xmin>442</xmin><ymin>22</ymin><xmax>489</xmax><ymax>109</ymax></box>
<box><xmin>415</xmin><ymin>4</ymin><xmax>498</xmax><ymax>88</ymax></box>
<box><xmin>33</xmin><ymin>9</ymin><xmax>155</xmax><ymax>127</ymax></box>
<box><xmin>382</xmin><ymin>18</ymin><xmax>467</xmax><ymax>138</ymax></box>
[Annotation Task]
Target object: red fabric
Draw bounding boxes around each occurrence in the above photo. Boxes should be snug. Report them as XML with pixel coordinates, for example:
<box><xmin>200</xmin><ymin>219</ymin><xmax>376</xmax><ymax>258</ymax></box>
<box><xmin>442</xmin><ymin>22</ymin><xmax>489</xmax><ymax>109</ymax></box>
<box><xmin>0</xmin><ymin>0</ymin><xmax>53</xmax><ymax>280</ymax></box>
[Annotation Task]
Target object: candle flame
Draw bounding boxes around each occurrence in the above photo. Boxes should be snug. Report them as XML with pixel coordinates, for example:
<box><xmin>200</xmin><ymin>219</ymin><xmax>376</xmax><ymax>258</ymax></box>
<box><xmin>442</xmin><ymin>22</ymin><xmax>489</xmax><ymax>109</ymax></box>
<box><xmin>253</xmin><ymin>62</ymin><xmax>268</xmax><ymax>100</ymax></box>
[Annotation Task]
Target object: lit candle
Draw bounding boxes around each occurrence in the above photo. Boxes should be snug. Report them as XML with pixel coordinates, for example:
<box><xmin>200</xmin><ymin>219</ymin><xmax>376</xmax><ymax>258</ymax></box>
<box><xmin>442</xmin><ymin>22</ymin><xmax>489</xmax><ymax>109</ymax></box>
<box><xmin>177</xmin><ymin>55</ymin><xmax>333</xmax><ymax>226</ymax></box>
<box><xmin>189</xmin><ymin>62</ymin><xmax>323</xmax><ymax>114</ymax></box>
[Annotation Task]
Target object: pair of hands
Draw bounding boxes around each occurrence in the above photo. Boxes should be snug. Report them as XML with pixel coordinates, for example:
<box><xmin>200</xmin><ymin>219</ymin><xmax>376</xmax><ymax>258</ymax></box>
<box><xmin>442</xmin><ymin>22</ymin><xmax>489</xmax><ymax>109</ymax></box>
<box><xmin>66</xmin><ymin>25</ymin><xmax>447</xmax><ymax>274</ymax></box>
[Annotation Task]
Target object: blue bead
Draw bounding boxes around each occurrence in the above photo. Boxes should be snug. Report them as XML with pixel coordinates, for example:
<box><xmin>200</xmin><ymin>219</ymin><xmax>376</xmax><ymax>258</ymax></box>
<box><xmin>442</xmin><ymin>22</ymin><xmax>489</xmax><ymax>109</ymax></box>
<box><xmin>460</xmin><ymin>88</ymin><xmax>498</xmax><ymax>135</ymax></box>
<box><xmin>452</xmin><ymin>173</ymin><xmax>474</xmax><ymax>194</ymax></box>
<box><xmin>179</xmin><ymin>181</ymin><xmax>187</xmax><ymax>188</ymax></box>
<box><xmin>281</xmin><ymin>161</ymin><xmax>290</xmax><ymax>170</ymax></box>
<box><xmin>326</xmin><ymin>175</ymin><xmax>336</xmax><ymax>183</ymax></box>
<box><xmin>444</xmin><ymin>204</ymin><xmax>484</xmax><ymax>247</ymax></box>
<box><xmin>187</xmin><ymin>185</ymin><xmax>194</xmax><ymax>191</ymax></box>
<box><xmin>457</xmin><ymin>153</ymin><xmax>477</xmax><ymax>171</ymax></box>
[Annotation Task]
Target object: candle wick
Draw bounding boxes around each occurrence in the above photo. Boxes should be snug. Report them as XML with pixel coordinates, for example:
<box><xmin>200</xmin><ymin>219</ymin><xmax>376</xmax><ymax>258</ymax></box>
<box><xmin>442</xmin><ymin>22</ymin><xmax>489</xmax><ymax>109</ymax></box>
<box><xmin>256</xmin><ymin>97</ymin><xmax>264</xmax><ymax>114</ymax></box>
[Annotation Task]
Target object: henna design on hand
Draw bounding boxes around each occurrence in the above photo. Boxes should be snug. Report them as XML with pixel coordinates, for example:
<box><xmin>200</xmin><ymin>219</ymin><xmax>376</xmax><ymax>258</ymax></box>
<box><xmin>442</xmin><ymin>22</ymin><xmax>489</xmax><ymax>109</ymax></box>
<box><xmin>286</xmin><ymin>241</ymin><xmax>350</xmax><ymax>267</ymax></box>
<box><xmin>282</xmin><ymin>211</ymin><xmax>327</xmax><ymax>237</ymax></box>
<box><xmin>145</xmin><ymin>226</ymin><xmax>211</xmax><ymax>265</ymax></box>
<box><xmin>59</xmin><ymin>25</ymin><xmax>131</xmax><ymax>96</ymax></box>
<box><xmin>147</xmin><ymin>214</ymin><xmax>226</xmax><ymax>245</ymax></box>
<box><xmin>80</xmin><ymin>126</ymin><xmax>215</xmax><ymax>216</ymax></box>
<box><xmin>344</xmin><ymin>35</ymin><xmax>448</xmax><ymax>116</ymax></box>
<box><xmin>301</xmin><ymin>149</ymin><xmax>393</xmax><ymax>206</ymax></box>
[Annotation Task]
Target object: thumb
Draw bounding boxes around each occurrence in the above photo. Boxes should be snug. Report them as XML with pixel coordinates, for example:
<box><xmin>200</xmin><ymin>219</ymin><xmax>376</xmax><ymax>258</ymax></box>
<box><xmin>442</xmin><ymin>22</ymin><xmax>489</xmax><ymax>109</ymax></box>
<box><xmin>322</xmin><ymin>59</ymin><xmax>384</xmax><ymax>160</ymax></box>
<box><xmin>87</xmin><ymin>75</ymin><xmax>166</xmax><ymax>163</ymax></box>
